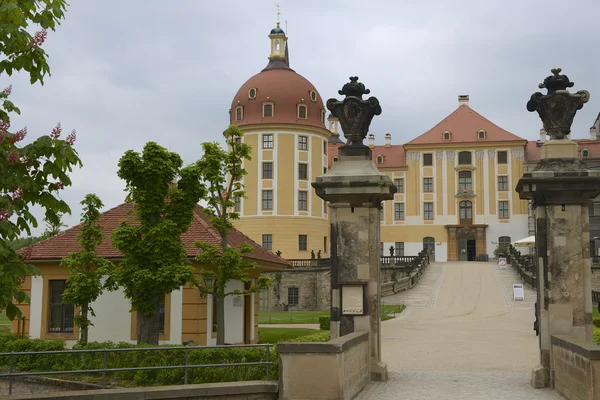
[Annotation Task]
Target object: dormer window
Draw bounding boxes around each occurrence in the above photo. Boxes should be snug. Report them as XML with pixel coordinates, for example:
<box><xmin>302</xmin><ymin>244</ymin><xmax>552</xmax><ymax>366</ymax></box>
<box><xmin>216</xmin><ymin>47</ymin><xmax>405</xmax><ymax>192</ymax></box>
<box><xmin>376</xmin><ymin>155</ymin><xmax>384</xmax><ymax>164</ymax></box>
<box><xmin>443</xmin><ymin>131</ymin><xmax>451</xmax><ymax>140</ymax></box>
<box><xmin>333</xmin><ymin>156</ymin><xmax>339</xmax><ymax>162</ymax></box>
<box><xmin>298</xmin><ymin>104</ymin><xmax>307</xmax><ymax>119</ymax></box>
<box><xmin>309</xmin><ymin>90</ymin><xmax>317</xmax><ymax>102</ymax></box>
<box><xmin>478</xmin><ymin>129</ymin><xmax>486</xmax><ymax>140</ymax></box>
<box><xmin>263</xmin><ymin>103</ymin><xmax>274</xmax><ymax>118</ymax></box>
<box><xmin>235</xmin><ymin>106</ymin><xmax>243</xmax><ymax>121</ymax></box>
<box><xmin>582</xmin><ymin>148</ymin><xmax>590</xmax><ymax>158</ymax></box>
<box><xmin>248</xmin><ymin>88</ymin><xmax>257</xmax><ymax>100</ymax></box>
<box><xmin>321</xmin><ymin>109</ymin><xmax>326</xmax><ymax>123</ymax></box>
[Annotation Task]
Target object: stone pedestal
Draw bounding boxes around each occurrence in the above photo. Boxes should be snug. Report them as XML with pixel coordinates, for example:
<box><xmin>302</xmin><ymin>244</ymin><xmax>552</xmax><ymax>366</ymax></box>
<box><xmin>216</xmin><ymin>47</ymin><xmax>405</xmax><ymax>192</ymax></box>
<box><xmin>517</xmin><ymin>156</ymin><xmax>600</xmax><ymax>388</ymax></box>
<box><xmin>313</xmin><ymin>146</ymin><xmax>395</xmax><ymax>382</ymax></box>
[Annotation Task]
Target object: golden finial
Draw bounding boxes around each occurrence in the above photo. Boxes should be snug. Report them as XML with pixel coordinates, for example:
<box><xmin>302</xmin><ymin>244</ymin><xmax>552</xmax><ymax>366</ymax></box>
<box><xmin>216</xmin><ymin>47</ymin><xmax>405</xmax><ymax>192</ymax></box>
<box><xmin>276</xmin><ymin>2</ymin><xmax>281</xmax><ymax>25</ymax></box>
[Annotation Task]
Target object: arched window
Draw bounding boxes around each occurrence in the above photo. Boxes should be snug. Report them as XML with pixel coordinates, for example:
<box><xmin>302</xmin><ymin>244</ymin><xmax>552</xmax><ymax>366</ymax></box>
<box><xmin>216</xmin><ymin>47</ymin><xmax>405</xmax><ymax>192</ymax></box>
<box><xmin>499</xmin><ymin>236</ymin><xmax>511</xmax><ymax>248</ymax></box>
<box><xmin>376</xmin><ymin>155</ymin><xmax>384</xmax><ymax>164</ymax></box>
<box><xmin>274</xmin><ymin>39</ymin><xmax>280</xmax><ymax>53</ymax></box>
<box><xmin>459</xmin><ymin>200</ymin><xmax>472</xmax><ymax>223</ymax></box>
<box><xmin>458</xmin><ymin>170</ymin><xmax>472</xmax><ymax>191</ymax></box>
<box><xmin>263</xmin><ymin>103</ymin><xmax>274</xmax><ymax>118</ymax></box>
<box><xmin>458</xmin><ymin>151</ymin><xmax>472</xmax><ymax>165</ymax></box>
<box><xmin>582</xmin><ymin>148</ymin><xmax>590</xmax><ymax>158</ymax></box>
<box><xmin>333</xmin><ymin>156</ymin><xmax>338</xmax><ymax>162</ymax></box>
<box><xmin>235</xmin><ymin>106</ymin><xmax>243</xmax><ymax>121</ymax></box>
<box><xmin>443</xmin><ymin>131</ymin><xmax>451</xmax><ymax>140</ymax></box>
<box><xmin>298</xmin><ymin>105</ymin><xmax>307</xmax><ymax>119</ymax></box>
<box><xmin>478</xmin><ymin>129</ymin><xmax>486</xmax><ymax>139</ymax></box>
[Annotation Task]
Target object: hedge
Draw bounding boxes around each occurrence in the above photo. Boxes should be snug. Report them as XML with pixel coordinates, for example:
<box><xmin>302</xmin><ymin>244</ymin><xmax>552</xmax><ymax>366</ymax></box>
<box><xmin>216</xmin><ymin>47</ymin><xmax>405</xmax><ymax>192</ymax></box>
<box><xmin>593</xmin><ymin>318</ymin><xmax>600</xmax><ymax>329</ymax></box>
<box><xmin>319</xmin><ymin>316</ymin><xmax>330</xmax><ymax>331</ymax></box>
<box><xmin>0</xmin><ymin>331</ymin><xmax>331</xmax><ymax>386</ymax></box>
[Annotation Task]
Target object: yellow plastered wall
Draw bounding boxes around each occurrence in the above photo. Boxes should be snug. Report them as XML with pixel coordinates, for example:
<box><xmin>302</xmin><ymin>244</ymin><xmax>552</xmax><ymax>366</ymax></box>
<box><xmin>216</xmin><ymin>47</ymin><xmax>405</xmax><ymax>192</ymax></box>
<box><xmin>447</xmin><ymin>157</ymin><xmax>456</xmax><ymax>215</ymax></box>
<box><xmin>381</xmin><ymin>225</ymin><xmax>447</xmax><ymax>243</ymax></box>
<box><xmin>277</xmin><ymin>134</ymin><xmax>294</xmax><ymax>215</ymax></box>
<box><xmin>233</xmin><ymin>216</ymin><xmax>329</xmax><ymax>259</ymax></box>
<box><xmin>407</xmin><ymin>160</ymin><xmax>420</xmax><ymax>216</ymax></box>
<box><xmin>476</xmin><ymin>154</ymin><xmax>484</xmax><ymax>215</ymax></box>
<box><xmin>488</xmin><ymin>155</ymin><xmax>496</xmax><ymax>215</ymax></box>
<box><xmin>243</xmin><ymin>134</ymin><xmax>258</xmax><ymax>215</ymax></box>
<box><xmin>436</xmin><ymin>161</ymin><xmax>443</xmax><ymax>216</ymax></box>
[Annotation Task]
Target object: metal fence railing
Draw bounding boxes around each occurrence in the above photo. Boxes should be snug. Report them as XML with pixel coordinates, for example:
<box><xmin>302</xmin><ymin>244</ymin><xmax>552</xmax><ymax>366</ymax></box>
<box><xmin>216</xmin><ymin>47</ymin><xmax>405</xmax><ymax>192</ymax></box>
<box><xmin>0</xmin><ymin>343</ymin><xmax>273</xmax><ymax>395</ymax></box>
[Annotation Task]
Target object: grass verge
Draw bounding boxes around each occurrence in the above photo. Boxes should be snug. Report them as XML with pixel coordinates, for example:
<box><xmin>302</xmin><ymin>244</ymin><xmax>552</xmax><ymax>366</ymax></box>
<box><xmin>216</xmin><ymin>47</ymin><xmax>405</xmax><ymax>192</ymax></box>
<box><xmin>258</xmin><ymin>311</ymin><xmax>328</xmax><ymax>324</ymax></box>
<box><xmin>258</xmin><ymin>328</ymin><xmax>318</xmax><ymax>344</ymax></box>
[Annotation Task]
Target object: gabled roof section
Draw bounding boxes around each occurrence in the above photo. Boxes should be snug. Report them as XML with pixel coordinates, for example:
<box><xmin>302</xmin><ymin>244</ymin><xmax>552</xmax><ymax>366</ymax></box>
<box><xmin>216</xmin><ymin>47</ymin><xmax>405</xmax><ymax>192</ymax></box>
<box><xmin>19</xmin><ymin>202</ymin><xmax>290</xmax><ymax>268</ymax></box>
<box><xmin>407</xmin><ymin>104</ymin><xmax>525</xmax><ymax>145</ymax></box>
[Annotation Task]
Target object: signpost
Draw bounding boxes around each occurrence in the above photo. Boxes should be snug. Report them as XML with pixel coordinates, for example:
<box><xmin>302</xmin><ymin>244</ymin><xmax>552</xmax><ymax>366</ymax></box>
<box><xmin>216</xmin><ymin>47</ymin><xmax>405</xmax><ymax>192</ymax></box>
<box><xmin>341</xmin><ymin>284</ymin><xmax>366</xmax><ymax>315</ymax></box>
<box><xmin>498</xmin><ymin>257</ymin><xmax>507</xmax><ymax>269</ymax></box>
<box><xmin>513</xmin><ymin>284</ymin><xmax>525</xmax><ymax>301</ymax></box>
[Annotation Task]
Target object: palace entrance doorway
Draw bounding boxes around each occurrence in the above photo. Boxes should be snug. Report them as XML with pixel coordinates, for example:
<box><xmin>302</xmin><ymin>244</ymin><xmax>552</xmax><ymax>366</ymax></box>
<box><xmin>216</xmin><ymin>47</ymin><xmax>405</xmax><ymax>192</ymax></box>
<box><xmin>446</xmin><ymin>224</ymin><xmax>488</xmax><ymax>261</ymax></box>
<box><xmin>458</xmin><ymin>235</ymin><xmax>476</xmax><ymax>261</ymax></box>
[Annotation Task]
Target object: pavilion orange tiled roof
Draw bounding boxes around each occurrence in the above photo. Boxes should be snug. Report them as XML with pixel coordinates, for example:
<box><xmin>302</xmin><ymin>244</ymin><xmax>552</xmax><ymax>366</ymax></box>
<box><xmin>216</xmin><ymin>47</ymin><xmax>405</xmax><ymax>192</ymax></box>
<box><xmin>407</xmin><ymin>105</ymin><xmax>525</xmax><ymax>145</ymax></box>
<box><xmin>19</xmin><ymin>203</ymin><xmax>290</xmax><ymax>268</ymax></box>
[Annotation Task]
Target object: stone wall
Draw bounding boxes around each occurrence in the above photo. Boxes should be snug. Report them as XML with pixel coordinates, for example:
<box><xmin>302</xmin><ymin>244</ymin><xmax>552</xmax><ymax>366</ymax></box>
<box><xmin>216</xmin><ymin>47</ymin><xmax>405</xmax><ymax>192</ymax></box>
<box><xmin>278</xmin><ymin>331</ymin><xmax>370</xmax><ymax>400</ymax></box>
<box><xmin>551</xmin><ymin>335</ymin><xmax>600</xmax><ymax>400</ymax></box>
<box><xmin>6</xmin><ymin>381</ymin><xmax>279</xmax><ymax>400</ymax></box>
<box><xmin>262</xmin><ymin>268</ymin><xmax>330</xmax><ymax>311</ymax></box>
<box><xmin>0</xmin><ymin>377</ymin><xmax>105</xmax><ymax>396</ymax></box>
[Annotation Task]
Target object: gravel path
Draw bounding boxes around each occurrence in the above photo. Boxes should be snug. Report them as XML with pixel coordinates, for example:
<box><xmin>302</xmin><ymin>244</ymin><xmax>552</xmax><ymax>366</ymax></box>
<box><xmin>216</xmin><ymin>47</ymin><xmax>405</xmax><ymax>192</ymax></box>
<box><xmin>357</xmin><ymin>262</ymin><xmax>561</xmax><ymax>399</ymax></box>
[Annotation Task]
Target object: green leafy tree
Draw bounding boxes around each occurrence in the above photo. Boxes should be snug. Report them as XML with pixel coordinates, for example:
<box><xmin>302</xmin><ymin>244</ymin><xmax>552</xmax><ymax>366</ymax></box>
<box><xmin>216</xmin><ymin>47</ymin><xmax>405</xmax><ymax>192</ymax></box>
<box><xmin>40</xmin><ymin>211</ymin><xmax>66</xmax><ymax>239</ymax></box>
<box><xmin>61</xmin><ymin>194</ymin><xmax>115</xmax><ymax>344</ymax></box>
<box><xmin>111</xmin><ymin>142</ymin><xmax>206</xmax><ymax>345</ymax></box>
<box><xmin>195</xmin><ymin>125</ymin><xmax>271</xmax><ymax>345</ymax></box>
<box><xmin>0</xmin><ymin>0</ymin><xmax>81</xmax><ymax>320</ymax></box>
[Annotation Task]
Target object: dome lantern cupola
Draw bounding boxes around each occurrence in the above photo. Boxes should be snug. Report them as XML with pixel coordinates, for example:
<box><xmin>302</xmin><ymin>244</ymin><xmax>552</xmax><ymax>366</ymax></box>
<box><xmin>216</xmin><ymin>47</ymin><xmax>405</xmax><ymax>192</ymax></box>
<box><xmin>264</xmin><ymin>5</ymin><xmax>290</xmax><ymax>72</ymax></box>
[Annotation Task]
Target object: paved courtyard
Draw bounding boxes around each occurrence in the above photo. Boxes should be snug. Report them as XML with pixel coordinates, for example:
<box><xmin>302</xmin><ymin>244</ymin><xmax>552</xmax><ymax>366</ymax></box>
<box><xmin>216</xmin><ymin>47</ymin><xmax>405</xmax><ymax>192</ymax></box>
<box><xmin>358</xmin><ymin>261</ymin><xmax>562</xmax><ymax>399</ymax></box>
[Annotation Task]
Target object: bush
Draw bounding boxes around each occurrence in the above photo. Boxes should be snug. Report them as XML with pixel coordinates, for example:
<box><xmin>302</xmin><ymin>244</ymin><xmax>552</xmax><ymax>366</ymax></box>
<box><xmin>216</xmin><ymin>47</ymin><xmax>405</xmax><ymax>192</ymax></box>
<box><xmin>318</xmin><ymin>316</ymin><xmax>330</xmax><ymax>331</ymax></box>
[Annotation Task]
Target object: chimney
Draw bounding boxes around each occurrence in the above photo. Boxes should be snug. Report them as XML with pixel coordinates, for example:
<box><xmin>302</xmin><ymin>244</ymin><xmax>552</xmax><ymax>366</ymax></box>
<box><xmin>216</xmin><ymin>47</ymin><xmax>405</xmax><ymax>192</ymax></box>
<box><xmin>327</xmin><ymin>115</ymin><xmax>339</xmax><ymax>135</ymax></box>
<box><xmin>385</xmin><ymin>133</ymin><xmax>391</xmax><ymax>148</ymax></box>
<box><xmin>368</xmin><ymin>134</ymin><xmax>375</xmax><ymax>148</ymax></box>
<box><xmin>591</xmin><ymin>126</ymin><xmax>599</xmax><ymax>140</ymax></box>
<box><xmin>539</xmin><ymin>128</ymin><xmax>547</xmax><ymax>143</ymax></box>
<box><xmin>458</xmin><ymin>95</ymin><xmax>469</xmax><ymax>107</ymax></box>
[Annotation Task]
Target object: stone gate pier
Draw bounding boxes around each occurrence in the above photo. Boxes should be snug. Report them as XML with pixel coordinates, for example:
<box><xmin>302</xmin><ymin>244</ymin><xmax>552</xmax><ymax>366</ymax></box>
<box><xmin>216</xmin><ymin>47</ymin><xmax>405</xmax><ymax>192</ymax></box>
<box><xmin>278</xmin><ymin>77</ymin><xmax>394</xmax><ymax>399</ymax></box>
<box><xmin>517</xmin><ymin>68</ymin><xmax>600</xmax><ymax>398</ymax></box>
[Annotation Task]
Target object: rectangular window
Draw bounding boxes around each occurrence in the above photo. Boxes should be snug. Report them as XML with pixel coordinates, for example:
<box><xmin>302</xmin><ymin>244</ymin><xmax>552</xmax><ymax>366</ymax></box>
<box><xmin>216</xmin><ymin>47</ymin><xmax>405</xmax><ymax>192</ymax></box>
<box><xmin>298</xmin><ymin>105</ymin><xmax>307</xmax><ymax>119</ymax></box>
<box><xmin>458</xmin><ymin>151</ymin><xmax>472</xmax><ymax>165</ymax></box>
<box><xmin>323</xmin><ymin>141</ymin><xmax>327</xmax><ymax>155</ymax></box>
<box><xmin>498</xmin><ymin>176</ymin><xmax>508</xmax><ymax>191</ymax></box>
<box><xmin>424</xmin><ymin>202</ymin><xmax>434</xmax><ymax>220</ymax></box>
<box><xmin>394</xmin><ymin>203</ymin><xmax>405</xmax><ymax>220</ymax></box>
<box><xmin>394</xmin><ymin>178</ymin><xmax>404</xmax><ymax>193</ymax></box>
<box><xmin>263</xmin><ymin>104</ymin><xmax>273</xmax><ymax>117</ymax></box>
<box><xmin>324</xmin><ymin>236</ymin><xmax>328</xmax><ymax>253</ymax></box>
<box><xmin>423</xmin><ymin>177</ymin><xmax>433</xmax><ymax>193</ymax></box>
<box><xmin>395</xmin><ymin>242</ymin><xmax>405</xmax><ymax>256</ymax></box>
<box><xmin>423</xmin><ymin>153</ymin><xmax>433</xmax><ymax>166</ymax></box>
<box><xmin>298</xmin><ymin>235</ymin><xmax>307</xmax><ymax>251</ymax></box>
<box><xmin>497</xmin><ymin>151</ymin><xmax>508</xmax><ymax>164</ymax></box>
<box><xmin>380</xmin><ymin>209</ymin><xmax>384</xmax><ymax>221</ymax></box>
<box><xmin>298</xmin><ymin>135</ymin><xmax>308</xmax><ymax>150</ymax></box>
<box><xmin>287</xmin><ymin>287</ymin><xmax>299</xmax><ymax>305</ymax></box>
<box><xmin>262</xmin><ymin>162</ymin><xmax>273</xmax><ymax>179</ymax></box>
<box><xmin>298</xmin><ymin>163</ymin><xmax>308</xmax><ymax>180</ymax></box>
<box><xmin>324</xmin><ymin>200</ymin><xmax>327</xmax><ymax>214</ymax></box>
<box><xmin>298</xmin><ymin>191</ymin><xmax>308</xmax><ymax>210</ymax></box>
<box><xmin>262</xmin><ymin>234</ymin><xmax>273</xmax><ymax>251</ymax></box>
<box><xmin>48</xmin><ymin>280</ymin><xmax>74</xmax><ymax>333</ymax></box>
<box><xmin>262</xmin><ymin>134</ymin><xmax>273</xmax><ymax>149</ymax></box>
<box><xmin>234</xmin><ymin>196</ymin><xmax>241</xmax><ymax>212</ymax></box>
<box><xmin>499</xmin><ymin>201</ymin><xmax>509</xmax><ymax>219</ymax></box>
<box><xmin>323</xmin><ymin>167</ymin><xmax>327</xmax><ymax>175</ymax></box>
<box><xmin>262</xmin><ymin>190</ymin><xmax>273</xmax><ymax>210</ymax></box>
<box><xmin>458</xmin><ymin>171</ymin><xmax>472</xmax><ymax>191</ymax></box>
<box><xmin>233</xmin><ymin>164</ymin><xmax>242</xmax><ymax>181</ymax></box>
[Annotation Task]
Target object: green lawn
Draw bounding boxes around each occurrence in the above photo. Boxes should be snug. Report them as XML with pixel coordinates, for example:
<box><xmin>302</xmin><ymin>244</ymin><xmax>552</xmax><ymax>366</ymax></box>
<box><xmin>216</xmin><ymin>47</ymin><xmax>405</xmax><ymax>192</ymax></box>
<box><xmin>258</xmin><ymin>311</ymin><xmax>328</xmax><ymax>324</ymax></box>
<box><xmin>381</xmin><ymin>304</ymin><xmax>406</xmax><ymax>321</ymax></box>
<box><xmin>258</xmin><ymin>327</ymin><xmax>317</xmax><ymax>344</ymax></box>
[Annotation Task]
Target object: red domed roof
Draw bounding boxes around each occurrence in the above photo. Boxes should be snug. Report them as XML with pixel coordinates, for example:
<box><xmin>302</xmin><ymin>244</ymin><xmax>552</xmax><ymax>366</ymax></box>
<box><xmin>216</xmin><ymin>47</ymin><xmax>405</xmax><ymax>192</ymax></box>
<box><xmin>230</xmin><ymin>68</ymin><xmax>326</xmax><ymax>129</ymax></box>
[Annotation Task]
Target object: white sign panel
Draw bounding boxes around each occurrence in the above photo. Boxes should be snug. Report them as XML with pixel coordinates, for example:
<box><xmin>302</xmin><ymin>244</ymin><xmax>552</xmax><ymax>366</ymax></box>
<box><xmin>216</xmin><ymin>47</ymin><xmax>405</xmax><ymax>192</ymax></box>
<box><xmin>498</xmin><ymin>257</ymin><xmax>507</xmax><ymax>269</ymax></box>
<box><xmin>513</xmin><ymin>284</ymin><xmax>525</xmax><ymax>301</ymax></box>
<box><xmin>341</xmin><ymin>285</ymin><xmax>364</xmax><ymax>315</ymax></box>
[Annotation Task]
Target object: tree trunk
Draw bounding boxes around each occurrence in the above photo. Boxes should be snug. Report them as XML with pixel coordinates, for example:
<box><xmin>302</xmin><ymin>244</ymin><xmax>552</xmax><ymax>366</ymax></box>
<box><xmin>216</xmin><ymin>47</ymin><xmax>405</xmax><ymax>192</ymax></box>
<box><xmin>80</xmin><ymin>305</ymin><xmax>89</xmax><ymax>345</ymax></box>
<box><xmin>137</xmin><ymin>296</ymin><xmax>160</xmax><ymax>345</ymax></box>
<box><xmin>216</xmin><ymin>294</ymin><xmax>226</xmax><ymax>345</ymax></box>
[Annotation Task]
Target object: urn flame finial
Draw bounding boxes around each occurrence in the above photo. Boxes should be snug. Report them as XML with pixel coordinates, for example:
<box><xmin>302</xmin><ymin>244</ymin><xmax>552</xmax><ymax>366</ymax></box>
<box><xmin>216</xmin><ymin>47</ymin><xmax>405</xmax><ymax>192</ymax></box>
<box><xmin>527</xmin><ymin>68</ymin><xmax>590</xmax><ymax>140</ymax></box>
<box><xmin>326</xmin><ymin>77</ymin><xmax>381</xmax><ymax>147</ymax></box>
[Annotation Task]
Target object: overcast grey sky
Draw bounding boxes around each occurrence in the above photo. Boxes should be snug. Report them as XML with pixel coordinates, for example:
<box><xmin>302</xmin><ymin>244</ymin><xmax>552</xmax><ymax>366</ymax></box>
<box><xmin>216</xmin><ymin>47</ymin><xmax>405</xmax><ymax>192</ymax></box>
<box><xmin>5</xmin><ymin>0</ymin><xmax>599</xmax><ymax>233</ymax></box>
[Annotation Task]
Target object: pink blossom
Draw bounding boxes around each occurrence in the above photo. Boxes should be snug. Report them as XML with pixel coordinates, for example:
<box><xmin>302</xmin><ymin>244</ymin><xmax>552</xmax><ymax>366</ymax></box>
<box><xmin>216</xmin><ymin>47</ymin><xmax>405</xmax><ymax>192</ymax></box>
<box><xmin>56</xmin><ymin>182</ymin><xmax>65</xmax><ymax>190</ymax></box>
<box><xmin>0</xmin><ymin>119</ymin><xmax>11</xmax><ymax>133</ymax></box>
<box><xmin>2</xmin><ymin>85</ymin><xmax>12</xmax><ymax>97</ymax></box>
<box><xmin>8</xmin><ymin>150</ymin><xmax>19</xmax><ymax>165</ymax></box>
<box><xmin>66</xmin><ymin>129</ymin><xmax>76</xmax><ymax>145</ymax></box>
<box><xmin>28</xmin><ymin>29</ymin><xmax>47</xmax><ymax>48</ymax></box>
<box><xmin>11</xmin><ymin>187</ymin><xmax>23</xmax><ymax>201</ymax></box>
<box><xmin>0</xmin><ymin>131</ymin><xmax>5</xmax><ymax>144</ymax></box>
<box><xmin>50</xmin><ymin>123</ymin><xmax>61</xmax><ymax>140</ymax></box>
<box><xmin>9</xmin><ymin>127</ymin><xmax>27</xmax><ymax>143</ymax></box>
<box><xmin>0</xmin><ymin>209</ymin><xmax>11</xmax><ymax>222</ymax></box>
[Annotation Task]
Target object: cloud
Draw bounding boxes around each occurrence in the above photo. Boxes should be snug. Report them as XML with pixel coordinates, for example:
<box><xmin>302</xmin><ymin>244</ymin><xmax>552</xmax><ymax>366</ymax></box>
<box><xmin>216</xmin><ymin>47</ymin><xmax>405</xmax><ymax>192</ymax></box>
<box><xmin>3</xmin><ymin>0</ymin><xmax>599</xmax><ymax>233</ymax></box>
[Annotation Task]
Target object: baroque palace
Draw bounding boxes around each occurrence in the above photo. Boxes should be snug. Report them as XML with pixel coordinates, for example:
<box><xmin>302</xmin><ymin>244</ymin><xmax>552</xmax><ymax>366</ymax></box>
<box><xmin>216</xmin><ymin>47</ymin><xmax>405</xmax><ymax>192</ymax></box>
<box><xmin>229</xmin><ymin>20</ymin><xmax>600</xmax><ymax>263</ymax></box>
